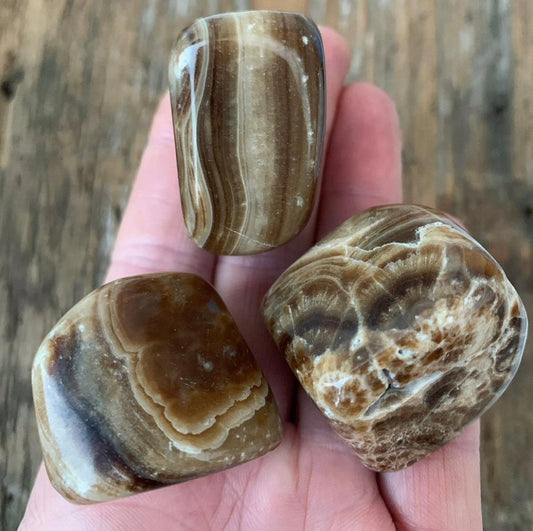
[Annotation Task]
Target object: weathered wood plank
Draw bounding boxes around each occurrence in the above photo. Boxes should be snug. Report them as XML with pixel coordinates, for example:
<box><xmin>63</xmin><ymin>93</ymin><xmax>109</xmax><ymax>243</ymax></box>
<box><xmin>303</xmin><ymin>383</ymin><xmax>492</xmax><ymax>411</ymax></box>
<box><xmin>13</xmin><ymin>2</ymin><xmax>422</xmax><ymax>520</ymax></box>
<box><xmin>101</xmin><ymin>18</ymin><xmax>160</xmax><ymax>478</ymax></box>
<box><xmin>512</xmin><ymin>0</ymin><xmax>533</xmax><ymax>186</ymax></box>
<box><xmin>480</xmin><ymin>1</ymin><xmax>533</xmax><ymax>528</ymax></box>
<box><xmin>1</xmin><ymin>1</ymin><xmax>531</xmax><ymax>529</ymax></box>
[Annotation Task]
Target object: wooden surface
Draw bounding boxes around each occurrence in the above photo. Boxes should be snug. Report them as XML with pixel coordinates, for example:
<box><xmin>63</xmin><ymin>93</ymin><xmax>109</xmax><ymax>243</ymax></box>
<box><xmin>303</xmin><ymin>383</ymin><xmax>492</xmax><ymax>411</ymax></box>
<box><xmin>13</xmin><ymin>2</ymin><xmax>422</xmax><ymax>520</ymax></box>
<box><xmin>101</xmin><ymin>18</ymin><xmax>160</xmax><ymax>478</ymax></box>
<box><xmin>0</xmin><ymin>0</ymin><xmax>531</xmax><ymax>529</ymax></box>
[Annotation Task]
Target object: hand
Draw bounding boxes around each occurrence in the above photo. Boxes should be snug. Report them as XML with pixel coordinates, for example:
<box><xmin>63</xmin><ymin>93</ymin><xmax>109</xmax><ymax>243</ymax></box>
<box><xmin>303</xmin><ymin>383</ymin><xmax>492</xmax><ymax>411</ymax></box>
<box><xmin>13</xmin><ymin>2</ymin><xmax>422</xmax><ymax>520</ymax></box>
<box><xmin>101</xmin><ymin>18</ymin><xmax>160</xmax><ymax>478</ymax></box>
<box><xmin>21</xmin><ymin>28</ymin><xmax>482</xmax><ymax>531</ymax></box>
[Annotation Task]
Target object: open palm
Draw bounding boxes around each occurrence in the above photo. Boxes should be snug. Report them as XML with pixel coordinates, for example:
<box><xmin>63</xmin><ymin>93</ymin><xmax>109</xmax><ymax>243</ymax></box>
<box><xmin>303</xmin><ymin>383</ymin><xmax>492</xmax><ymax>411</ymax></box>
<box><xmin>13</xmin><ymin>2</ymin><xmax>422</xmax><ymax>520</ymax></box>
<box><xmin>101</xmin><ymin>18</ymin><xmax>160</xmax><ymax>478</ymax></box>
<box><xmin>21</xmin><ymin>28</ymin><xmax>482</xmax><ymax>531</ymax></box>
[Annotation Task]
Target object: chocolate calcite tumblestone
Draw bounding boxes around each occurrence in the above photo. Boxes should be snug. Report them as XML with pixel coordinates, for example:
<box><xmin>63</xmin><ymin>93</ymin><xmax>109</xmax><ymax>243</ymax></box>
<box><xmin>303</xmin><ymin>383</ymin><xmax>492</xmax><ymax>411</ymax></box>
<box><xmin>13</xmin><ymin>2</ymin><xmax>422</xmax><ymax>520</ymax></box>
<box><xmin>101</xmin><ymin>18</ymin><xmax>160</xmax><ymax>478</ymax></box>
<box><xmin>169</xmin><ymin>11</ymin><xmax>325</xmax><ymax>255</ymax></box>
<box><xmin>32</xmin><ymin>273</ymin><xmax>282</xmax><ymax>504</ymax></box>
<box><xmin>263</xmin><ymin>204</ymin><xmax>528</xmax><ymax>471</ymax></box>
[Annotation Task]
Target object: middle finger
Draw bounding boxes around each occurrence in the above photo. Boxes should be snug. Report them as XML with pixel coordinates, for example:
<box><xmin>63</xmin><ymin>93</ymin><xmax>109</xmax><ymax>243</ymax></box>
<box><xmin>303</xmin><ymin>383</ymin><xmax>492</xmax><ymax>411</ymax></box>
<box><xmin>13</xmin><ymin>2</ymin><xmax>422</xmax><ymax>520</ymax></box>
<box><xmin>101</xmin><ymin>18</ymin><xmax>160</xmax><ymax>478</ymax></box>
<box><xmin>214</xmin><ymin>27</ymin><xmax>351</xmax><ymax>420</ymax></box>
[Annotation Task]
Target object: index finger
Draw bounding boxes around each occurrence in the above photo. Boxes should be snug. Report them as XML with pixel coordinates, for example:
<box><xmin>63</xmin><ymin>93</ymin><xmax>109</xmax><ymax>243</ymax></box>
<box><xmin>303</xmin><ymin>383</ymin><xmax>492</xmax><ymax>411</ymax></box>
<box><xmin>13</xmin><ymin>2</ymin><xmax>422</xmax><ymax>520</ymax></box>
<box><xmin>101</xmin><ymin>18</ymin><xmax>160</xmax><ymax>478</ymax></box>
<box><xmin>296</xmin><ymin>81</ymin><xmax>403</xmax><ymax>521</ymax></box>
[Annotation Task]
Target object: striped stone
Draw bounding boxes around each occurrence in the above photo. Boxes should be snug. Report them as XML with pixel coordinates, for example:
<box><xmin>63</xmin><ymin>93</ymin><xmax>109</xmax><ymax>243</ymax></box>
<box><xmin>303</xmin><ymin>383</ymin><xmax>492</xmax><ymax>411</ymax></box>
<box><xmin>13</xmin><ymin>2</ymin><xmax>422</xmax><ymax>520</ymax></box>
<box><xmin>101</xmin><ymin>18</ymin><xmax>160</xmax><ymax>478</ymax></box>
<box><xmin>169</xmin><ymin>11</ymin><xmax>325</xmax><ymax>255</ymax></box>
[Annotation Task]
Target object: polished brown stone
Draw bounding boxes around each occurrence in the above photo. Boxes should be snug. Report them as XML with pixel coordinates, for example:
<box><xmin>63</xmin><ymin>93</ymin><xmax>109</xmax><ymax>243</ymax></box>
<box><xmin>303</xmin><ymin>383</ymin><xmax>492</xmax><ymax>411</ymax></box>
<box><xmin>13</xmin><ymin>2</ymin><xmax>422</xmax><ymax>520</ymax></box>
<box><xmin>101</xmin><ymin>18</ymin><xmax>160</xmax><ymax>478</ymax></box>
<box><xmin>169</xmin><ymin>11</ymin><xmax>325</xmax><ymax>255</ymax></box>
<box><xmin>32</xmin><ymin>273</ymin><xmax>282</xmax><ymax>504</ymax></box>
<box><xmin>263</xmin><ymin>204</ymin><xmax>528</xmax><ymax>471</ymax></box>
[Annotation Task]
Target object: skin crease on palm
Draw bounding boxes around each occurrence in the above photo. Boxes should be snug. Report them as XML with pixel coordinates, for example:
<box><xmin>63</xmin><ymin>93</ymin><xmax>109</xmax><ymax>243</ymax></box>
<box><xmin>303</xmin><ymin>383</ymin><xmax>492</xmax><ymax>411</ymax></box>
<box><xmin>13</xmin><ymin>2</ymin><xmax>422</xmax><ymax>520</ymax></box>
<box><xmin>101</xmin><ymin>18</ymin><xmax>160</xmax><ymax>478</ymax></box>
<box><xmin>21</xmin><ymin>27</ymin><xmax>483</xmax><ymax>531</ymax></box>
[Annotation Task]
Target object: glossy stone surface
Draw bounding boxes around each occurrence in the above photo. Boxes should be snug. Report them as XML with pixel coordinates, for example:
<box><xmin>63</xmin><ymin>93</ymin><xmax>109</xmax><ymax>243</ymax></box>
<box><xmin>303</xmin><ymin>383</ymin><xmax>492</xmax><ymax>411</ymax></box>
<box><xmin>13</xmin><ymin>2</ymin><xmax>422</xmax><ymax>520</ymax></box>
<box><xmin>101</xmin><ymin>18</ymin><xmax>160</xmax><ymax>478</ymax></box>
<box><xmin>263</xmin><ymin>204</ymin><xmax>527</xmax><ymax>471</ymax></box>
<box><xmin>32</xmin><ymin>273</ymin><xmax>282</xmax><ymax>504</ymax></box>
<box><xmin>169</xmin><ymin>11</ymin><xmax>325</xmax><ymax>255</ymax></box>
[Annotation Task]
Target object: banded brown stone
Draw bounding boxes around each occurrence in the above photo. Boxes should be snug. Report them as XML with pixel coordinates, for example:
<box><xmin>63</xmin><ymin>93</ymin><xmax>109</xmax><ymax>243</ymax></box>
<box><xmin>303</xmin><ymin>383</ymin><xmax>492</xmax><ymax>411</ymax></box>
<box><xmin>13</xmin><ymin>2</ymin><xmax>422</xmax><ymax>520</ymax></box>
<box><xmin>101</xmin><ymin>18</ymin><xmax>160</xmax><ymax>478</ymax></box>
<box><xmin>263</xmin><ymin>204</ymin><xmax>527</xmax><ymax>471</ymax></box>
<box><xmin>169</xmin><ymin>11</ymin><xmax>325</xmax><ymax>255</ymax></box>
<box><xmin>32</xmin><ymin>273</ymin><xmax>282</xmax><ymax>503</ymax></box>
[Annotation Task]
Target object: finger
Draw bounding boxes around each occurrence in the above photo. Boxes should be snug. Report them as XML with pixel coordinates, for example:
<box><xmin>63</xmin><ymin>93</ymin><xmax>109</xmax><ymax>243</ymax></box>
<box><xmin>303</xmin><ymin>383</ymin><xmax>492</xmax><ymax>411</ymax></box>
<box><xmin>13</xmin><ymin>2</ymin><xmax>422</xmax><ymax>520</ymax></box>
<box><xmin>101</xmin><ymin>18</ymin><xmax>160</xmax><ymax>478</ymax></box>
<box><xmin>297</xmin><ymin>394</ymin><xmax>394</xmax><ymax>528</ymax></box>
<box><xmin>316</xmin><ymin>82</ymin><xmax>402</xmax><ymax>239</ymax></box>
<box><xmin>213</xmin><ymin>27</ymin><xmax>351</xmax><ymax>420</ymax></box>
<box><xmin>106</xmin><ymin>94</ymin><xmax>216</xmax><ymax>284</ymax></box>
<box><xmin>296</xmin><ymin>82</ymin><xmax>402</xmax><ymax>510</ymax></box>
<box><xmin>298</xmin><ymin>82</ymin><xmax>402</xmax><ymax>432</ymax></box>
<box><xmin>378</xmin><ymin>422</ymin><xmax>482</xmax><ymax>529</ymax></box>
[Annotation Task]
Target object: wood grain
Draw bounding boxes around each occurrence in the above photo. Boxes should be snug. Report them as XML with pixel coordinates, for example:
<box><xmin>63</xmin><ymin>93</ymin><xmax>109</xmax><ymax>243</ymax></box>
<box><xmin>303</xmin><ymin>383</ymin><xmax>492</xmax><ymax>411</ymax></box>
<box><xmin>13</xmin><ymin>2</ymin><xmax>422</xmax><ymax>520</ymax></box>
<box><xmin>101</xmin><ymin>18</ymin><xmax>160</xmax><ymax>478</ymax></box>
<box><xmin>1</xmin><ymin>0</ymin><xmax>531</xmax><ymax>528</ymax></box>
